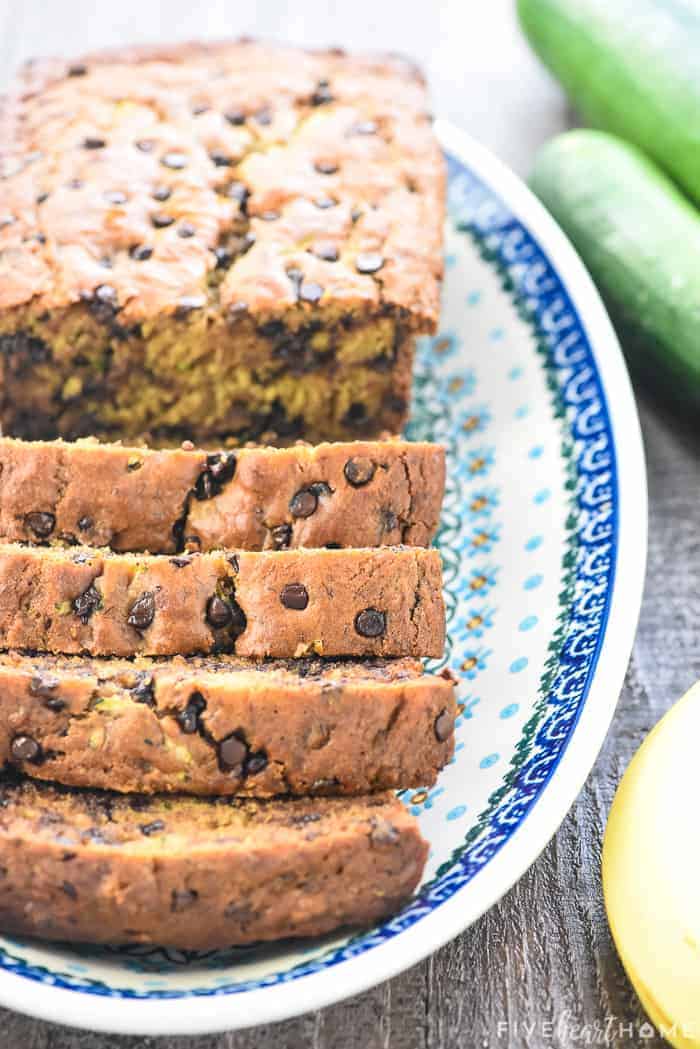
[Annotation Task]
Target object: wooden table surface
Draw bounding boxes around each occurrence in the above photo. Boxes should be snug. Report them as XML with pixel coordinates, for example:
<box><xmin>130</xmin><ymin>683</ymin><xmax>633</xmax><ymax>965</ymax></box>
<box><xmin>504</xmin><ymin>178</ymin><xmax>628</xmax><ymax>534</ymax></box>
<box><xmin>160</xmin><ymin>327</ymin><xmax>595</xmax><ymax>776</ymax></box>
<box><xmin>0</xmin><ymin>2</ymin><xmax>682</xmax><ymax>1045</ymax></box>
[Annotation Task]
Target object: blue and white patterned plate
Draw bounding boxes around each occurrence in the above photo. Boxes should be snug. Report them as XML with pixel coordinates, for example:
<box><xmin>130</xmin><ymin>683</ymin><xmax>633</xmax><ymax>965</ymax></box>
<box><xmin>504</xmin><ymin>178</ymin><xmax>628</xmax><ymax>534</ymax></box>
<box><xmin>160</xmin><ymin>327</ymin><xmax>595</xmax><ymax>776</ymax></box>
<box><xmin>0</xmin><ymin>123</ymin><xmax>646</xmax><ymax>1036</ymax></box>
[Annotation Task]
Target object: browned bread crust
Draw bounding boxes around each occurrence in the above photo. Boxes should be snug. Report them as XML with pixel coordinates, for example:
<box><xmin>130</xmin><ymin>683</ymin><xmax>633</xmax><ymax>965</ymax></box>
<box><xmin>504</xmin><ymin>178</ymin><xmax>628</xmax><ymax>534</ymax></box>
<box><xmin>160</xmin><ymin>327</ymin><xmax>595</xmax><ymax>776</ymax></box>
<box><xmin>0</xmin><ymin>651</ymin><xmax>455</xmax><ymax>795</ymax></box>
<box><xmin>0</xmin><ymin>435</ymin><xmax>445</xmax><ymax>552</ymax></box>
<box><xmin>0</xmin><ymin>543</ymin><xmax>445</xmax><ymax>658</ymax></box>
<box><xmin>0</xmin><ymin>774</ymin><xmax>427</xmax><ymax>948</ymax></box>
<box><xmin>0</xmin><ymin>40</ymin><xmax>445</xmax><ymax>443</ymax></box>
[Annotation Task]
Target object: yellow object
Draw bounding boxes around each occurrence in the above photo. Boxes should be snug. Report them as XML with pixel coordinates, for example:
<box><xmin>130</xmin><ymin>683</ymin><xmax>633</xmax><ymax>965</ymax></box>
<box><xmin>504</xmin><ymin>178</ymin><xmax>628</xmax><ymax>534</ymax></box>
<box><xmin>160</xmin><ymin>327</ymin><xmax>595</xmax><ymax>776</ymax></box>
<box><xmin>603</xmin><ymin>681</ymin><xmax>700</xmax><ymax>1048</ymax></box>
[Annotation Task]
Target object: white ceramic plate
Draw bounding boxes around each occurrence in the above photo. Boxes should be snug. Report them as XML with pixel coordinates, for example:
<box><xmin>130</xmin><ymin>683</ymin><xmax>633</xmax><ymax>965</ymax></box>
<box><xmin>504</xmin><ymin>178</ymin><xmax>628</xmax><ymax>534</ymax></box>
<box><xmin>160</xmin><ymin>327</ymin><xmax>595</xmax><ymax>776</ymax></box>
<box><xmin>0</xmin><ymin>122</ymin><xmax>647</xmax><ymax>1036</ymax></box>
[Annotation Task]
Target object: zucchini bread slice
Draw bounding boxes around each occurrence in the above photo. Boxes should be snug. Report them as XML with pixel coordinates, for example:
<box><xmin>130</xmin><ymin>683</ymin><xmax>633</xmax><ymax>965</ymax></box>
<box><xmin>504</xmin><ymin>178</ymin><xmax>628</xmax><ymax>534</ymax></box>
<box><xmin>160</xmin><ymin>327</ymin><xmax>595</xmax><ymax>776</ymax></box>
<box><xmin>0</xmin><ymin>435</ymin><xmax>445</xmax><ymax>552</ymax></box>
<box><xmin>0</xmin><ymin>40</ymin><xmax>445</xmax><ymax>444</ymax></box>
<box><xmin>0</xmin><ymin>774</ymin><xmax>427</xmax><ymax>948</ymax></box>
<box><xmin>0</xmin><ymin>651</ymin><xmax>456</xmax><ymax>796</ymax></box>
<box><xmin>0</xmin><ymin>544</ymin><xmax>445</xmax><ymax>658</ymax></box>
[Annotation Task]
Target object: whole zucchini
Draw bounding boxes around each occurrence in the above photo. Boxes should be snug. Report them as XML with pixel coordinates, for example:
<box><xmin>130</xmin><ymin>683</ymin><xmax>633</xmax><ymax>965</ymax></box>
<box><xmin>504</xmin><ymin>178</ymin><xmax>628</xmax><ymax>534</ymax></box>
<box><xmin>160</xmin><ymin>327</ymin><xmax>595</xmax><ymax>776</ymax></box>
<box><xmin>518</xmin><ymin>0</ymin><xmax>700</xmax><ymax>206</ymax></box>
<box><xmin>529</xmin><ymin>129</ymin><xmax>700</xmax><ymax>397</ymax></box>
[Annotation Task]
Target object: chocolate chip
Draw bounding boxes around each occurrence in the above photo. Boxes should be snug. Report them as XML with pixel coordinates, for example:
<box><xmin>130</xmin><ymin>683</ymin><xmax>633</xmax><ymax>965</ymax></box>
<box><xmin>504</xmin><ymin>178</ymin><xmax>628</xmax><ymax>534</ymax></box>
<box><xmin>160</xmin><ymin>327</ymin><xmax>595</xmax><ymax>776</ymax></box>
<box><xmin>36</xmin><ymin>192</ymin><xmax>49</xmax><ymax>204</ymax></box>
<box><xmin>161</xmin><ymin>151</ymin><xmax>188</xmax><ymax>169</ymax></box>
<box><xmin>152</xmin><ymin>185</ymin><xmax>171</xmax><ymax>202</ymax></box>
<box><xmin>313</xmin><ymin>195</ymin><xmax>337</xmax><ymax>209</ymax></box>
<box><xmin>280</xmin><ymin>583</ymin><xmax>309</xmax><ymax>610</ymax></box>
<box><xmin>68</xmin><ymin>63</ymin><xmax>87</xmax><ymax>76</ymax></box>
<box><xmin>344</xmin><ymin>456</ymin><xmax>376</xmax><ymax>487</ymax></box>
<box><xmin>104</xmin><ymin>190</ymin><xmax>127</xmax><ymax>204</ymax></box>
<box><xmin>131</xmin><ymin>674</ymin><xmax>155</xmax><ymax>707</ymax></box>
<box><xmin>83</xmin><ymin>136</ymin><xmax>106</xmax><ymax>149</ymax></box>
<box><xmin>314</xmin><ymin>160</ymin><xmax>338</xmax><ymax>175</ymax></box>
<box><xmin>224</xmin><ymin>181</ymin><xmax>249</xmax><ymax>206</ymax></box>
<box><xmin>67</xmin><ymin>178</ymin><xmax>83</xmax><ymax>190</ymax></box>
<box><xmin>85</xmin><ymin>283</ymin><xmax>119</xmax><ymax>323</ymax></box>
<box><xmin>127</xmin><ymin>591</ymin><xmax>156</xmax><ymax>631</ymax></box>
<box><xmin>289</xmin><ymin>488</ymin><xmax>318</xmax><ymax>518</ymax></box>
<box><xmin>355</xmin><ymin>252</ymin><xmax>385</xmax><ymax>274</ymax></box>
<box><xmin>29</xmin><ymin>673</ymin><xmax>60</xmax><ymax>700</ymax></box>
<box><xmin>73</xmin><ymin>584</ymin><xmax>102</xmax><ymax>623</ymax></box>
<box><xmin>228</xmin><ymin>554</ymin><xmax>240</xmax><ymax>573</ymax></box>
<box><xmin>127</xmin><ymin>457</ymin><xmax>142</xmax><ymax>472</ymax></box>
<box><xmin>218</xmin><ymin>732</ymin><xmax>247</xmax><ymax>772</ymax></box>
<box><xmin>175</xmin><ymin>692</ymin><xmax>206</xmax><ymax>734</ymax></box>
<box><xmin>246</xmin><ymin>751</ymin><xmax>268</xmax><ymax>775</ymax></box>
<box><xmin>270</xmin><ymin>524</ymin><xmax>292</xmax><ymax>549</ymax></box>
<box><xmin>225</xmin><ymin>109</ymin><xmax>246</xmax><ymax>126</ymax></box>
<box><xmin>381</xmin><ymin>508</ymin><xmax>399</xmax><ymax>532</ymax></box>
<box><xmin>314</xmin><ymin>241</ymin><xmax>339</xmax><ymax>262</ymax></box>
<box><xmin>370</xmin><ymin>818</ymin><xmax>400</xmax><ymax>846</ymax></box>
<box><xmin>25</xmin><ymin>511</ymin><xmax>55</xmax><ymax>538</ymax></box>
<box><xmin>61</xmin><ymin>880</ymin><xmax>78</xmax><ymax>899</ymax></box>
<box><xmin>351</xmin><ymin>206</ymin><xmax>363</xmax><ymax>223</ymax></box>
<box><xmin>130</xmin><ymin>244</ymin><xmax>153</xmax><ymax>261</ymax></box>
<box><xmin>343</xmin><ymin>402</ymin><xmax>369</xmax><ymax>427</ymax></box>
<box><xmin>171</xmin><ymin>889</ymin><xmax>198</xmax><ymax>912</ymax></box>
<box><xmin>135</xmin><ymin>138</ymin><xmax>156</xmax><ymax>152</ymax></box>
<box><xmin>0</xmin><ymin>214</ymin><xmax>15</xmax><ymax>229</ymax></box>
<box><xmin>206</xmin><ymin>595</ymin><xmax>234</xmax><ymax>629</ymax></box>
<box><xmin>299</xmin><ymin>281</ymin><xmax>323</xmax><ymax>304</ymax></box>
<box><xmin>209</xmin><ymin>150</ymin><xmax>232</xmax><ymax>167</ymax></box>
<box><xmin>253</xmin><ymin>107</ymin><xmax>272</xmax><ymax>125</ymax></box>
<box><xmin>434</xmin><ymin>708</ymin><xmax>454</xmax><ymax>742</ymax></box>
<box><xmin>214</xmin><ymin>246</ymin><xmax>233</xmax><ymax>269</ymax></box>
<box><xmin>151</xmin><ymin>212</ymin><xmax>174</xmax><ymax>228</ymax></box>
<box><xmin>207</xmin><ymin>452</ymin><xmax>237</xmax><ymax>484</ymax></box>
<box><xmin>259</xmin><ymin>210</ymin><xmax>280</xmax><ymax>221</ymax></box>
<box><xmin>355</xmin><ymin>608</ymin><xmax>386</xmax><ymax>638</ymax></box>
<box><xmin>311</xmin><ymin>80</ymin><xmax>334</xmax><ymax>106</ymax></box>
<box><xmin>11</xmin><ymin>735</ymin><xmax>42</xmax><ymax>763</ymax></box>
<box><xmin>177</xmin><ymin>222</ymin><xmax>196</xmax><ymax>238</ymax></box>
<box><xmin>140</xmin><ymin>820</ymin><xmax>165</xmax><ymax>836</ymax></box>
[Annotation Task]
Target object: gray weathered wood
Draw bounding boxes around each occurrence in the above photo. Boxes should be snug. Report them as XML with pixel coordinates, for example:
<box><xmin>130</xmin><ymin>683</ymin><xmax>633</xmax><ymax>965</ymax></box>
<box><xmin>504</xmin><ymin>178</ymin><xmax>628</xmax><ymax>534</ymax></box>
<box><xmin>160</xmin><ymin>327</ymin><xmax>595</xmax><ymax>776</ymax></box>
<box><xmin>0</xmin><ymin>2</ymin><xmax>682</xmax><ymax>1045</ymax></box>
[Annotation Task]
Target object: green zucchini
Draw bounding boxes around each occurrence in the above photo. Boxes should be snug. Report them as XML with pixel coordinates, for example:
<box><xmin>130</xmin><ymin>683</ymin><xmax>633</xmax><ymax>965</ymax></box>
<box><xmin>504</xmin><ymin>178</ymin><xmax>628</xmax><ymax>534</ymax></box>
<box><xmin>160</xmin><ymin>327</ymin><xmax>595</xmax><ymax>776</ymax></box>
<box><xmin>529</xmin><ymin>129</ymin><xmax>700</xmax><ymax>396</ymax></box>
<box><xmin>517</xmin><ymin>0</ymin><xmax>700</xmax><ymax>206</ymax></box>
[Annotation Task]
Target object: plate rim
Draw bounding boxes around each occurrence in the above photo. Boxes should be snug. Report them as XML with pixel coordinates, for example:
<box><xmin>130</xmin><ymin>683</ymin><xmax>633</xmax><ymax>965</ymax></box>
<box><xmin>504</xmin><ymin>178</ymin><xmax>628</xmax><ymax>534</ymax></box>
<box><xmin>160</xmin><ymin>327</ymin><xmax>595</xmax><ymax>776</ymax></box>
<box><xmin>0</xmin><ymin>120</ymin><xmax>647</xmax><ymax>1036</ymax></box>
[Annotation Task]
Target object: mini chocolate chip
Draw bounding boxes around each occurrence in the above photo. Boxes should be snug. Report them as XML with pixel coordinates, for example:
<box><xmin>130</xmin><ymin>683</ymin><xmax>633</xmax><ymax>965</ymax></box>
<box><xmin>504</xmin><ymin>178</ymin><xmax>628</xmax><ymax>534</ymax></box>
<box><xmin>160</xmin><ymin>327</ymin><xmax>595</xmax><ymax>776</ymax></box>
<box><xmin>225</xmin><ymin>181</ymin><xmax>249</xmax><ymax>205</ymax></box>
<box><xmin>61</xmin><ymin>880</ymin><xmax>78</xmax><ymax>899</ymax></box>
<box><xmin>270</xmin><ymin>524</ymin><xmax>292</xmax><ymax>549</ymax></box>
<box><xmin>253</xmin><ymin>106</ymin><xmax>272</xmax><ymax>125</ymax></box>
<box><xmin>209</xmin><ymin>150</ymin><xmax>232</xmax><ymax>167</ymax></box>
<box><xmin>434</xmin><ymin>708</ymin><xmax>454</xmax><ymax>742</ymax></box>
<box><xmin>171</xmin><ymin>889</ymin><xmax>198</xmax><ymax>912</ymax></box>
<box><xmin>314</xmin><ymin>241</ymin><xmax>339</xmax><ymax>262</ymax></box>
<box><xmin>11</xmin><ymin>735</ymin><xmax>42</xmax><ymax>763</ymax></box>
<box><xmin>311</xmin><ymin>81</ymin><xmax>334</xmax><ymax>105</ymax></box>
<box><xmin>127</xmin><ymin>591</ymin><xmax>156</xmax><ymax>631</ymax></box>
<box><xmin>214</xmin><ymin>246</ymin><xmax>233</xmax><ymax>269</ymax></box>
<box><xmin>218</xmin><ymin>732</ymin><xmax>247</xmax><ymax>772</ymax></box>
<box><xmin>83</xmin><ymin>136</ymin><xmax>106</xmax><ymax>149</ymax></box>
<box><xmin>131</xmin><ymin>674</ymin><xmax>155</xmax><ymax>707</ymax></box>
<box><xmin>170</xmin><ymin>556</ymin><xmax>192</xmax><ymax>568</ymax></box>
<box><xmin>299</xmin><ymin>281</ymin><xmax>323</xmax><ymax>304</ymax></box>
<box><xmin>175</xmin><ymin>692</ymin><xmax>206</xmax><ymax>734</ymax></box>
<box><xmin>289</xmin><ymin>488</ymin><xmax>318</xmax><ymax>518</ymax></box>
<box><xmin>135</xmin><ymin>138</ymin><xmax>156</xmax><ymax>152</ymax></box>
<box><xmin>355</xmin><ymin>608</ymin><xmax>386</xmax><ymax>638</ymax></box>
<box><xmin>73</xmin><ymin>584</ymin><xmax>102</xmax><ymax>623</ymax></box>
<box><xmin>36</xmin><ymin>192</ymin><xmax>49</xmax><ymax>204</ymax></box>
<box><xmin>151</xmin><ymin>212</ymin><xmax>174</xmax><ymax>228</ymax></box>
<box><xmin>225</xmin><ymin>109</ymin><xmax>246</xmax><ymax>126</ymax></box>
<box><xmin>314</xmin><ymin>160</ymin><xmax>338</xmax><ymax>175</ymax></box>
<box><xmin>104</xmin><ymin>190</ymin><xmax>127</xmax><ymax>204</ymax></box>
<box><xmin>25</xmin><ymin>511</ymin><xmax>55</xmax><ymax>538</ymax></box>
<box><xmin>355</xmin><ymin>252</ymin><xmax>385</xmax><ymax>274</ymax></box>
<box><xmin>130</xmin><ymin>244</ymin><xmax>153</xmax><ymax>261</ymax></box>
<box><xmin>68</xmin><ymin>63</ymin><xmax>87</xmax><ymax>76</ymax></box>
<box><xmin>313</xmin><ymin>195</ymin><xmax>337</xmax><ymax>209</ymax></box>
<box><xmin>33</xmin><ymin>233</ymin><xmax>47</xmax><ymax>245</ymax></box>
<box><xmin>176</xmin><ymin>296</ymin><xmax>205</xmax><ymax>316</ymax></box>
<box><xmin>161</xmin><ymin>151</ymin><xmax>188</xmax><ymax>169</ymax></box>
<box><xmin>29</xmin><ymin>673</ymin><xmax>60</xmax><ymax>699</ymax></box>
<box><xmin>177</xmin><ymin>222</ymin><xmax>196</xmax><ymax>238</ymax></box>
<box><xmin>152</xmin><ymin>185</ymin><xmax>171</xmax><ymax>202</ymax></box>
<box><xmin>140</xmin><ymin>820</ymin><xmax>166</xmax><ymax>836</ymax></box>
<box><xmin>206</xmin><ymin>595</ymin><xmax>234</xmax><ymax>629</ymax></box>
<box><xmin>344</xmin><ymin>456</ymin><xmax>376</xmax><ymax>487</ymax></box>
<box><xmin>246</xmin><ymin>751</ymin><xmax>268</xmax><ymax>775</ymax></box>
<box><xmin>280</xmin><ymin>583</ymin><xmax>309</xmax><ymax>610</ymax></box>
